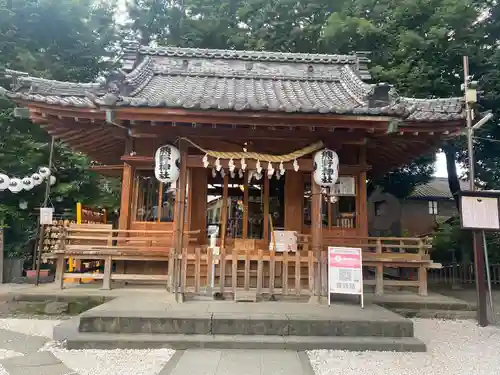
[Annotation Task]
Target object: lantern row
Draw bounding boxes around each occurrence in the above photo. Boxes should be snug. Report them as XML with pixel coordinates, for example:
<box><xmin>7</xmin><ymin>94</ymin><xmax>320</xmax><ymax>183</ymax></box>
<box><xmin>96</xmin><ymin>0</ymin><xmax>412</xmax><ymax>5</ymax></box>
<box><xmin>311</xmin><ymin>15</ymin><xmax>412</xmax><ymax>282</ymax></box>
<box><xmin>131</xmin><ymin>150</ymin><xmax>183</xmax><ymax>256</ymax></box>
<box><xmin>0</xmin><ymin>167</ymin><xmax>56</xmax><ymax>193</ymax></box>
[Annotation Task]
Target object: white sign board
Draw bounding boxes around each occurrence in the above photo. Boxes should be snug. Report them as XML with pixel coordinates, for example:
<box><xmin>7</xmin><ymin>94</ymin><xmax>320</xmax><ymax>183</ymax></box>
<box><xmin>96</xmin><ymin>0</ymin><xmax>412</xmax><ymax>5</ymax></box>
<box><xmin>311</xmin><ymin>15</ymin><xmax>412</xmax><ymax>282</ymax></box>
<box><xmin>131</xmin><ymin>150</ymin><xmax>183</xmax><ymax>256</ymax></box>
<box><xmin>461</xmin><ymin>196</ymin><xmax>500</xmax><ymax>230</ymax></box>
<box><xmin>328</xmin><ymin>246</ymin><xmax>363</xmax><ymax>308</ymax></box>
<box><xmin>332</xmin><ymin>177</ymin><xmax>356</xmax><ymax>196</ymax></box>
<box><xmin>39</xmin><ymin>207</ymin><xmax>54</xmax><ymax>225</ymax></box>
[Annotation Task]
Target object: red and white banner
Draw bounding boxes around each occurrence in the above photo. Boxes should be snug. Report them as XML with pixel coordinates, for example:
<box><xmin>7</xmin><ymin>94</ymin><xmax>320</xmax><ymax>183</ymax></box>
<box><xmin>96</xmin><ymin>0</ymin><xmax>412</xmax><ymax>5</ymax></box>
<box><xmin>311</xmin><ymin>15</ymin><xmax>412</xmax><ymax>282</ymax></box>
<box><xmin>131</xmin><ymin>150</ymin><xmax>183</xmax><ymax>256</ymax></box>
<box><xmin>328</xmin><ymin>247</ymin><xmax>364</xmax><ymax>307</ymax></box>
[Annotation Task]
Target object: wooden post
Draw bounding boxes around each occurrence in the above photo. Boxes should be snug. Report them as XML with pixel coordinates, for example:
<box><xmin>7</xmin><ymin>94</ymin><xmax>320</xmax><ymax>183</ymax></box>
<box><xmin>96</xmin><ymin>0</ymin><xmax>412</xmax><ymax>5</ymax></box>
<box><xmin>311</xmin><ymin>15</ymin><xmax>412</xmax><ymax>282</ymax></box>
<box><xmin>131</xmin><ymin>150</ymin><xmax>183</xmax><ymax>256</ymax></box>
<box><xmin>220</xmin><ymin>174</ymin><xmax>229</xmax><ymax>249</ymax></box>
<box><xmin>243</xmin><ymin>171</ymin><xmax>249</xmax><ymax>238</ymax></box>
<box><xmin>263</xmin><ymin>176</ymin><xmax>270</xmax><ymax>244</ymax></box>
<box><xmin>173</xmin><ymin>141</ymin><xmax>188</xmax><ymax>300</ymax></box>
<box><xmin>358</xmin><ymin>144</ymin><xmax>368</xmax><ymax>236</ymax></box>
<box><xmin>375</xmin><ymin>238</ymin><xmax>384</xmax><ymax>295</ymax></box>
<box><xmin>311</xmin><ymin>174</ymin><xmax>322</xmax><ymax>297</ymax></box>
<box><xmin>157</xmin><ymin>182</ymin><xmax>164</xmax><ymax>223</ymax></box>
<box><xmin>117</xmin><ymin>163</ymin><xmax>134</xmax><ymax>275</ymax></box>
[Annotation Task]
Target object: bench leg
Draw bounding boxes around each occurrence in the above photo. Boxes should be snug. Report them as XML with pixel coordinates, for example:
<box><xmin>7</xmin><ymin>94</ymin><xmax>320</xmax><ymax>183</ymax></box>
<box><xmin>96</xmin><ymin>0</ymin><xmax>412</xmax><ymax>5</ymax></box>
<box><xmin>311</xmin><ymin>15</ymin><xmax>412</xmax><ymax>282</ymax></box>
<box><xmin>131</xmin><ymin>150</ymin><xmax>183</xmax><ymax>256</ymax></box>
<box><xmin>55</xmin><ymin>255</ymin><xmax>65</xmax><ymax>289</ymax></box>
<box><xmin>375</xmin><ymin>264</ymin><xmax>384</xmax><ymax>296</ymax></box>
<box><xmin>418</xmin><ymin>266</ymin><xmax>428</xmax><ymax>296</ymax></box>
<box><xmin>102</xmin><ymin>256</ymin><xmax>112</xmax><ymax>290</ymax></box>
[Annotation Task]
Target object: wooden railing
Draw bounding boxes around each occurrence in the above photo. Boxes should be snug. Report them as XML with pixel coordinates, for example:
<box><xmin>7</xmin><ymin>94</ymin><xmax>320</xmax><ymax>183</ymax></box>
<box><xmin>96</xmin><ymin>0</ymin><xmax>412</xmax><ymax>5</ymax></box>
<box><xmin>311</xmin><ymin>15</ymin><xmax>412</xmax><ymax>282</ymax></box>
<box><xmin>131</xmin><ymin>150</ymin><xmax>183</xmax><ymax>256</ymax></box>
<box><xmin>177</xmin><ymin>236</ymin><xmax>437</xmax><ymax>297</ymax></box>
<box><xmin>428</xmin><ymin>263</ymin><xmax>500</xmax><ymax>285</ymax></box>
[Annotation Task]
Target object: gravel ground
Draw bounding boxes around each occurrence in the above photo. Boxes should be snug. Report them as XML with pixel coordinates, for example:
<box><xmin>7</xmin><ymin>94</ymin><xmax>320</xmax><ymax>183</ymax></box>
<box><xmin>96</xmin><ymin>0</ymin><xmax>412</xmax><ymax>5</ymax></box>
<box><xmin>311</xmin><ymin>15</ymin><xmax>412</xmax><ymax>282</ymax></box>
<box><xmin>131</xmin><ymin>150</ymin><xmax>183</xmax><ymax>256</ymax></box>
<box><xmin>0</xmin><ymin>318</ymin><xmax>175</xmax><ymax>375</ymax></box>
<box><xmin>308</xmin><ymin>319</ymin><xmax>500</xmax><ymax>375</ymax></box>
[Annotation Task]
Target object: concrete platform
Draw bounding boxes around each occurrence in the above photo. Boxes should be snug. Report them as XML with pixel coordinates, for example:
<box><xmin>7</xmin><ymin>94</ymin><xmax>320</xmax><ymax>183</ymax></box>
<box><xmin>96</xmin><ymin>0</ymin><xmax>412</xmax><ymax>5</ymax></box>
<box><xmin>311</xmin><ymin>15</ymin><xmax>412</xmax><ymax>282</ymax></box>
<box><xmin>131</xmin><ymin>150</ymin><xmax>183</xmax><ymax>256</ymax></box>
<box><xmin>51</xmin><ymin>293</ymin><xmax>426</xmax><ymax>352</ymax></box>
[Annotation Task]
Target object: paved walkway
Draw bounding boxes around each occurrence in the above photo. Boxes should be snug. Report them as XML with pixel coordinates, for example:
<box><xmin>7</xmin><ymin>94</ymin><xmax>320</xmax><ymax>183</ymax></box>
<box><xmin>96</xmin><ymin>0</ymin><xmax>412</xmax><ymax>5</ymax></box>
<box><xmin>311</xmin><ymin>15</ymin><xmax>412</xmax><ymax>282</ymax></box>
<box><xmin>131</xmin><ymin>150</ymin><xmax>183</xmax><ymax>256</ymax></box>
<box><xmin>0</xmin><ymin>318</ymin><xmax>313</xmax><ymax>375</ymax></box>
<box><xmin>159</xmin><ymin>349</ymin><xmax>313</xmax><ymax>375</ymax></box>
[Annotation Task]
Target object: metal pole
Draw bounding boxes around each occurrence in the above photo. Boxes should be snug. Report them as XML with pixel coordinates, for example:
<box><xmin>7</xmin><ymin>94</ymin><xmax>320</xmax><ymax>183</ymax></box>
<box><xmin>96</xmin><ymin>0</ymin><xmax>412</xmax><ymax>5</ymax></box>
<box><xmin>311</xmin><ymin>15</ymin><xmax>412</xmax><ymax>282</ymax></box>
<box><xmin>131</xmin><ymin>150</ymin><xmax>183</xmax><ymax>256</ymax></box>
<box><xmin>482</xmin><ymin>230</ymin><xmax>495</xmax><ymax>323</ymax></box>
<box><xmin>463</xmin><ymin>56</ymin><xmax>489</xmax><ymax>326</ymax></box>
<box><xmin>35</xmin><ymin>136</ymin><xmax>55</xmax><ymax>286</ymax></box>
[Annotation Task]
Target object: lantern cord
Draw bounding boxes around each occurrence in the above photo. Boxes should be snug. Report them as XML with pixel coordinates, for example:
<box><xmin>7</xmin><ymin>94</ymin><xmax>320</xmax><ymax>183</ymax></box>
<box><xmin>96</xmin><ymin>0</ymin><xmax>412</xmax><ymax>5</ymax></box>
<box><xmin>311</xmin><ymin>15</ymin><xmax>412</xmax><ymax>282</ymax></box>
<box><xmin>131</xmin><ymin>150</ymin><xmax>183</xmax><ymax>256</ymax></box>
<box><xmin>176</xmin><ymin>137</ymin><xmax>324</xmax><ymax>163</ymax></box>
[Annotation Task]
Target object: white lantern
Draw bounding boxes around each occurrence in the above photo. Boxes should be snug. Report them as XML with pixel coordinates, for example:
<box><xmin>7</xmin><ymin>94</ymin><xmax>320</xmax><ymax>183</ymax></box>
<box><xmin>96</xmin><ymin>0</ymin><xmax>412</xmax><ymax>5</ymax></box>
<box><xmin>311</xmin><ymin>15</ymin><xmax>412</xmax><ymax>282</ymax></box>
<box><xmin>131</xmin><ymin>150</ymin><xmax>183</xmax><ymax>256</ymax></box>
<box><xmin>0</xmin><ymin>174</ymin><xmax>9</xmax><ymax>190</ymax></box>
<box><xmin>38</xmin><ymin>167</ymin><xmax>51</xmax><ymax>179</ymax></box>
<box><xmin>31</xmin><ymin>173</ymin><xmax>43</xmax><ymax>186</ymax></box>
<box><xmin>49</xmin><ymin>175</ymin><xmax>56</xmax><ymax>186</ymax></box>
<box><xmin>313</xmin><ymin>149</ymin><xmax>339</xmax><ymax>187</ymax></box>
<box><xmin>22</xmin><ymin>176</ymin><xmax>34</xmax><ymax>191</ymax></box>
<box><xmin>8</xmin><ymin>178</ymin><xmax>23</xmax><ymax>193</ymax></box>
<box><xmin>154</xmin><ymin>144</ymin><xmax>180</xmax><ymax>183</ymax></box>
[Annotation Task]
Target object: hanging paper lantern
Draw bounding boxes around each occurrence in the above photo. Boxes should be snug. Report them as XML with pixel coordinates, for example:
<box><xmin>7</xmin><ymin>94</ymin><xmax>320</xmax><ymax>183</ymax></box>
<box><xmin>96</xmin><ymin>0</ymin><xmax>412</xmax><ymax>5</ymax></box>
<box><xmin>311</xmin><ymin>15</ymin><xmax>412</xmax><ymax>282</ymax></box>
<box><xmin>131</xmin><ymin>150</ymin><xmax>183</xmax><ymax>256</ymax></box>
<box><xmin>8</xmin><ymin>178</ymin><xmax>23</xmax><ymax>193</ymax></box>
<box><xmin>49</xmin><ymin>175</ymin><xmax>56</xmax><ymax>186</ymax></box>
<box><xmin>0</xmin><ymin>174</ymin><xmax>9</xmax><ymax>191</ymax></box>
<box><xmin>31</xmin><ymin>173</ymin><xmax>43</xmax><ymax>186</ymax></box>
<box><xmin>22</xmin><ymin>176</ymin><xmax>34</xmax><ymax>191</ymax></box>
<box><xmin>38</xmin><ymin>167</ymin><xmax>51</xmax><ymax>179</ymax></box>
<box><xmin>313</xmin><ymin>148</ymin><xmax>339</xmax><ymax>187</ymax></box>
<box><xmin>154</xmin><ymin>144</ymin><xmax>180</xmax><ymax>183</ymax></box>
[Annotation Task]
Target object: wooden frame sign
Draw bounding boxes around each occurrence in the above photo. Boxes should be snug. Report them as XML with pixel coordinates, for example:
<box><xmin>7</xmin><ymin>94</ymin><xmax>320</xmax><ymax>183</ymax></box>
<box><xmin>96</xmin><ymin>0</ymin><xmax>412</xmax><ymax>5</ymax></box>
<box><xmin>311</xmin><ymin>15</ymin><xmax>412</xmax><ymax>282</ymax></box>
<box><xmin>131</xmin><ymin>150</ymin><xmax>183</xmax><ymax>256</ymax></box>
<box><xmin>459</xmin><ymin>191</ymin><xmax>500</xmax><ymax>231</ymax></box>
<box><xmin>328</xmin><ymin>246</ymin><xmax>364</xmax><ymax>308</ymax></box>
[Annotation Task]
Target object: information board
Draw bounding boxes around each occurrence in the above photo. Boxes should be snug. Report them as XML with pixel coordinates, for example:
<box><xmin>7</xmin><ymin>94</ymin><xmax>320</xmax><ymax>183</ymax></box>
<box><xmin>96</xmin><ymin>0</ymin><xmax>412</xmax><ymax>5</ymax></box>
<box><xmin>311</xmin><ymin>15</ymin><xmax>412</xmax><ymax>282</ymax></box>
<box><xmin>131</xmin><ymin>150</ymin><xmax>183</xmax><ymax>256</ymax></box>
<box><xmin>328</xmin><ymin>246</ymin><xmax>364</xmax><ymax>308</ymax></box>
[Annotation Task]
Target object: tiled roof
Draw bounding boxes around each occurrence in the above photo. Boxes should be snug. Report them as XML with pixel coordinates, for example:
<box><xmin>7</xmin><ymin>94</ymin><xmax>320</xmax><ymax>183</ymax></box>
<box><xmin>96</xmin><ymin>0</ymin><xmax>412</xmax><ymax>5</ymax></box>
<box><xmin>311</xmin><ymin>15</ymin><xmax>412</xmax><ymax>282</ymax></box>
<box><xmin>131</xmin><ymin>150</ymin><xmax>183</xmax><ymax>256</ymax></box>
<box><xmin>409</xmin><ymin>177</ymin><xmax>469</xmax><ymax>199</ymax></box>
<box><xmin>0</xmin><ymin>46</ymin><xmax>464</xmax><ymax>121</ymax></box>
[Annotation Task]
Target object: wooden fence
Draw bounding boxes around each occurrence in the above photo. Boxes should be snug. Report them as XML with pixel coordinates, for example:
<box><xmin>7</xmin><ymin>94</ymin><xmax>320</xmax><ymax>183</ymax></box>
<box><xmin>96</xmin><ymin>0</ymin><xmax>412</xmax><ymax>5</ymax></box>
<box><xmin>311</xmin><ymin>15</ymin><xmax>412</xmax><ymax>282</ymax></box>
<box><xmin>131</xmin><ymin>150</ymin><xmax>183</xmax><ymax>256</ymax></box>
<box><xmin>428</xmin><ymin>263</ymin><xmax>500</xmax><ymax>285</ymax></box>
<box><xmin>176</xmin><ymin>236</ymin><xmax>435</xmax><ymax>297</ymax></box>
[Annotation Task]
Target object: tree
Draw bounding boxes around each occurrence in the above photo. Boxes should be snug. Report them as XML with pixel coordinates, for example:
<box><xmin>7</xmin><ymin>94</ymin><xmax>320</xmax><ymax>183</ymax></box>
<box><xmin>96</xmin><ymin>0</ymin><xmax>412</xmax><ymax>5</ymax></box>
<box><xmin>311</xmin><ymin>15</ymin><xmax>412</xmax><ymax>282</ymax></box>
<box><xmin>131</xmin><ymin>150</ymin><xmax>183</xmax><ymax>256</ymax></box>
<box><xmin>0</xmin><ymin>0</ymin><xmax>120</xmax><ymax>258</ymax></box>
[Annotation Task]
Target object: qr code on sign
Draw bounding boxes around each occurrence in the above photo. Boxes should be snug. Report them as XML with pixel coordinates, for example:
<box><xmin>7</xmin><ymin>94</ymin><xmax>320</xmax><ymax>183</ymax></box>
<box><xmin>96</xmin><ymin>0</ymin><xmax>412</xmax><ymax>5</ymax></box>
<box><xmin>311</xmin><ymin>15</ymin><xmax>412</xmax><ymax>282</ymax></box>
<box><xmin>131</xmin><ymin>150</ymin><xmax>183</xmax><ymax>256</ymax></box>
<box><xmin>339</xmin><ymin>269</ymin><xmax>352</xmax><ymax>282</ymax></box>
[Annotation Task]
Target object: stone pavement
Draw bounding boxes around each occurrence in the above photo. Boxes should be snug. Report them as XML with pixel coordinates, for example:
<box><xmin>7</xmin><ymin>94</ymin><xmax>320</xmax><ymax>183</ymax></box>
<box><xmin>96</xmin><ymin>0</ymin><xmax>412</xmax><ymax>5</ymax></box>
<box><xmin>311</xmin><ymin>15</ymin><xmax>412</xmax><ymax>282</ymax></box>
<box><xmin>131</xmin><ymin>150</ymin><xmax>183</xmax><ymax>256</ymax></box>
<box><xmin>158</xmin><ymin>349</ymin><xmax>314</xmax><ymax>375</ymax></box>
<box><xmin>0</xmin><ymin>320</ymin><xmax>315</xmax><ymax>375</ymax></box>
<box><xmin>0</xmin><ymin>328</ymin><xmax>75</xmax><ymax>375</ymax></box>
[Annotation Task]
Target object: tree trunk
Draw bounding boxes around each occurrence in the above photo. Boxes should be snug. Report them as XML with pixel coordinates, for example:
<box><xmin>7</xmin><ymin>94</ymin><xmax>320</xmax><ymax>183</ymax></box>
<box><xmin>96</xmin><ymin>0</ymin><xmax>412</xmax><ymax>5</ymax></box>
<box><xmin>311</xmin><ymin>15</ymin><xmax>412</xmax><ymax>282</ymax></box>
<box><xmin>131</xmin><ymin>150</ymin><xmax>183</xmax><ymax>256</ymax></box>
<box><xmin>443</xmin><ymin>144</ymin><xmax>461</xmax><ymax>210</ymax></box>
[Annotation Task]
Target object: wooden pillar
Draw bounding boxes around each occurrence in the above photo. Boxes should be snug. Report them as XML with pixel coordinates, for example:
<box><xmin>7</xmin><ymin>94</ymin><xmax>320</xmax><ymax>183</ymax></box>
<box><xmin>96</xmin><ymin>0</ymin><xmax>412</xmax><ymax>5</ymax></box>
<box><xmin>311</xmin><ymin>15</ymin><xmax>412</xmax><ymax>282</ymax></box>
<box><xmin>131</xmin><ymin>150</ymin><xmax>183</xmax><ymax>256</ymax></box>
<box><xmin>243</xmin><ymin>171</ymin><xmax>249</xmax><ymax>238</ymax></box>
<box><xmin>220</xmin><ymin>174</ymin><xmax>229</xmax><ymax>248</ymax></box>
<box><xmin>172</xmin><ymin>141</ymin><xmax>188</xmax><ymax>296</ymax></box>
<box><xmin>358</xmin><ymin>145</ymin><xmax>368</xmax><ymax>236</ymax></box>
<box><xmin>284</xmin><ymin>172</ymin><xmax>303</xmax><ymax>232</ymax></box>
<box><xmin>189</xmin><ymin>168</ymin><xmax>207</xmax><ymax>243</ymax></box>
<box><xmin>263</xmin><ymin>175</ymin><xmax>270</xmax><ymax>245</ymax></box>
<box><xmin>311</xmin><ymin>174</ymin><xmax>322</xmax><ymax>296</ymax></box>
<box><xmin>118</xmin><ymin>163</ymin><xmax>134</xmax><ymax>230</ymax></box>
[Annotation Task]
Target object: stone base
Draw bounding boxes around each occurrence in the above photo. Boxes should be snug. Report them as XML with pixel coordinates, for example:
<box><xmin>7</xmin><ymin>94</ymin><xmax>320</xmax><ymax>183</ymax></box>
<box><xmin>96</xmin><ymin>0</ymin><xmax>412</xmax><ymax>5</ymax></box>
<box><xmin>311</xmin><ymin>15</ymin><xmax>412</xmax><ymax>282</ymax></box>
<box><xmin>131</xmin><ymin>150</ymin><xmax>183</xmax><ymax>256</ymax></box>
<box><xmin>234</xmin><ymin>290</ymin><xmax>257</xmax><ymax>302</ymax></box>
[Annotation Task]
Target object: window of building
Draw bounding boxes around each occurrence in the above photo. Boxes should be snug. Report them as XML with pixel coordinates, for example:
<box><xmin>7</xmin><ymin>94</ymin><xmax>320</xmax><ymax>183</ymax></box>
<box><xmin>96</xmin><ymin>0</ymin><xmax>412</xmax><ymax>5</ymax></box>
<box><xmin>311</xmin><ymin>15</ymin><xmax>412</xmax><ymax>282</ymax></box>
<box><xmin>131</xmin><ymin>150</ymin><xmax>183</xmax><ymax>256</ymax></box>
<box><xmin>428</xmin><ymin>200</ymin><xmax>438</xmax><ymax>215</ymax></box>
<box><xmin>132</xmin><ymin>170</ymin><xmax>175</xmax><ymax>222</ymax></box>
<box><xmin>303</xmin><ymin>177</ymin><xmax>357</xmax><ymax>229</ymax></box>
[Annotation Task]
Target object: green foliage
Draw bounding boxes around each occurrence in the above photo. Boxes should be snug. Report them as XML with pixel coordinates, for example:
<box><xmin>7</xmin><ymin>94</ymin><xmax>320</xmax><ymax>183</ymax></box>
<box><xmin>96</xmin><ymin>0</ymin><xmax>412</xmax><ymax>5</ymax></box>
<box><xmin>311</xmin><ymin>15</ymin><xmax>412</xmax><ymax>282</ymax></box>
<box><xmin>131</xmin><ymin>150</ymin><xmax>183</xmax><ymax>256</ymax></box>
<box><xmin>0</xmin><ymin>0</ymin><xmax>120</xmax><ymax>258</ymax></box>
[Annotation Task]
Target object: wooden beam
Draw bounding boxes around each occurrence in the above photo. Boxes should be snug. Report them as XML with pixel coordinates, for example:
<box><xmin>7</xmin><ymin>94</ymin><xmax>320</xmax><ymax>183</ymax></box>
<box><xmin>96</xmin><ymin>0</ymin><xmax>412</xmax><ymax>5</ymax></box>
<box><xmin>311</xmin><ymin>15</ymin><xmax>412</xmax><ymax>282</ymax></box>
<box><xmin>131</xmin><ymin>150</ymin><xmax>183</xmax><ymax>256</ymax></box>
<box><xmin>128</xmin><ymin>124</ymin><xmax>371</xmax><ymax>143</ymax></box>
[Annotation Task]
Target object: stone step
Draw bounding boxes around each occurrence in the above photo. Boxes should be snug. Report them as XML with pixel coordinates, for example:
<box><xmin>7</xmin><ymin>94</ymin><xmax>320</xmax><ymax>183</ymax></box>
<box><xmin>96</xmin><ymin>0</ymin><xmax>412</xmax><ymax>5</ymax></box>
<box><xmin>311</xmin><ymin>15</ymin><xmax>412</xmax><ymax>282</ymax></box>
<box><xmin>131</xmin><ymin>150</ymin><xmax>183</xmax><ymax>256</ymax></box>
<box><xmin>392</xmin><ymin>308</ymin><xmax>477</xmax><ymax>320</ymax></box>
<box><xmin>375</xmin><ymin>299</ymin><xmax>476</xmax><ymax>311</ymax></box>
<box><xmin>78</xmin><ymin>312</ymin><xmax>414</xmax><ymax>337</ymax></box>
<box><xmin>54</xmin><ymin>320</ymin><xmax>426</xmax><ymax>352</ymax></box>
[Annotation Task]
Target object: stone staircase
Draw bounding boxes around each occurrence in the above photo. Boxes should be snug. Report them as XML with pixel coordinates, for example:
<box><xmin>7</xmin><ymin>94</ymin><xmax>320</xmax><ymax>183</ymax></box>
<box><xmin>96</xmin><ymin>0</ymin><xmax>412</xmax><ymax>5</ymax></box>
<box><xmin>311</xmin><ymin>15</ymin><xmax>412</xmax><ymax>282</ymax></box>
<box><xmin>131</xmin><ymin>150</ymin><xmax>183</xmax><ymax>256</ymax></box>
<box><xmin>53</xmin><ymin>295</ymin><xmax>427</xmax><ymax>352</ymax></box>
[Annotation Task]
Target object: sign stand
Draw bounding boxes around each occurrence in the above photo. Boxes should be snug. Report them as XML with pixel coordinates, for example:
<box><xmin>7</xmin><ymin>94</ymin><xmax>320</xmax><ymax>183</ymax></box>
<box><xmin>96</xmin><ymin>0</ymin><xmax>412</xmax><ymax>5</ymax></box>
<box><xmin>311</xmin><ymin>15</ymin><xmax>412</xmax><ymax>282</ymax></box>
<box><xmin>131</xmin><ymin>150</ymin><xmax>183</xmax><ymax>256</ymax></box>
<box><xmin>328</xmin><ymin>246</ymin><xmax>364</xmax><ymax>308</ymax></box>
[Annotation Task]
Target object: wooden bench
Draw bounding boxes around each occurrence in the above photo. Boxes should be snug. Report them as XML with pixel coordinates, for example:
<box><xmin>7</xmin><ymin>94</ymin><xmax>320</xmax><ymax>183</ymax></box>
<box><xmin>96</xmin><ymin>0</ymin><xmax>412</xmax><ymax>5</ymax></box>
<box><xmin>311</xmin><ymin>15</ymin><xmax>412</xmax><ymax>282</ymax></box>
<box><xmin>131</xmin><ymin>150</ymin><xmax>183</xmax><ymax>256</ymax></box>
<box><xmin>47</xmin><ymin>224</ymin><xmax>199</xmax><ymax>289</ymax></box>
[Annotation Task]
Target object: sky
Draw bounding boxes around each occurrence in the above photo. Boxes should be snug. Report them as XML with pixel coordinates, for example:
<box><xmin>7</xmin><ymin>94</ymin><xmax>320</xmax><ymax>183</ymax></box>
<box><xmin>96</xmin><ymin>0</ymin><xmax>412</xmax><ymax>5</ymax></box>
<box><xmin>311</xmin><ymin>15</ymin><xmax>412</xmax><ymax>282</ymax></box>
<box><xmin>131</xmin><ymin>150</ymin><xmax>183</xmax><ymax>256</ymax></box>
<box><xmin>434</xmin><ymin>153</ymin><xmax>448</xmax><ymax>178</ymax></box>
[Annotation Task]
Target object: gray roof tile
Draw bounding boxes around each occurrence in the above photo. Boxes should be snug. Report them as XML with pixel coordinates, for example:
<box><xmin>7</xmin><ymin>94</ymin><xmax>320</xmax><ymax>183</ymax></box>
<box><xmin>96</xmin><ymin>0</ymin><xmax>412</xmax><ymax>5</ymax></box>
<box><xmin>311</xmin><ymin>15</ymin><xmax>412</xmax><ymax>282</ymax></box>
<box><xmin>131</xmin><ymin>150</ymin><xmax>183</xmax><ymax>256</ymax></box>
<box><xmin>409</xmin><ymin>177</ymin><xmax>469</xmax><ymax>199</ymax></box>
<box><xmin>1</xmin><ymin>46</ymin><xmax>464</xmax><ymax>122</ymax></box>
